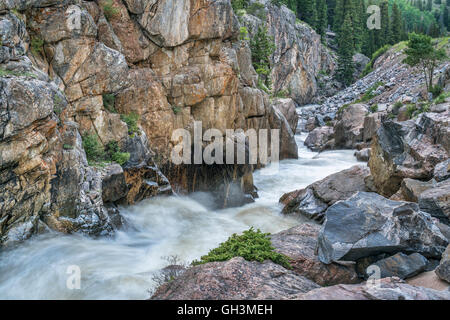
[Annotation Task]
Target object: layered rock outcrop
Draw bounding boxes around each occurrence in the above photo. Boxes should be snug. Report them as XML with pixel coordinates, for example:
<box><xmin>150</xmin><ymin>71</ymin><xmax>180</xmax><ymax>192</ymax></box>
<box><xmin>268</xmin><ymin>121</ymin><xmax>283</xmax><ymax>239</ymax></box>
<box><xmin>239</xmin><ymin>0</ymin><xmax>335</xmax><ymax>105</ymax></box>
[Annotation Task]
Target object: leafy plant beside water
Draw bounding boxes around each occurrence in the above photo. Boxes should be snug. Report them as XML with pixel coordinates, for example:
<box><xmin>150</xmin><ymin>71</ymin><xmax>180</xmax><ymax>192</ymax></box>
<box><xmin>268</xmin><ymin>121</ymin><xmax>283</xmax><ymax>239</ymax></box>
<box><xmin>82</xmin><ymin>133</ymin><xmax>130</xmax><ymax>166</ymax></box>
<box><xmin>192</xmin><ymin>228</ymin><xmax>291</xmax><ymax>269</ymax></box>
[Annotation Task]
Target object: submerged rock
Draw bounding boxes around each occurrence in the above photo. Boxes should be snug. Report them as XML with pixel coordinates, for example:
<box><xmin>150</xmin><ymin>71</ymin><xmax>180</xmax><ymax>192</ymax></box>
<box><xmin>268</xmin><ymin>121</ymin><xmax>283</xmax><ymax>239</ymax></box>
<box><xmin>318</xmin><ymin>192</ymin><xmax>448</xmax><ymax>264</ymax></box>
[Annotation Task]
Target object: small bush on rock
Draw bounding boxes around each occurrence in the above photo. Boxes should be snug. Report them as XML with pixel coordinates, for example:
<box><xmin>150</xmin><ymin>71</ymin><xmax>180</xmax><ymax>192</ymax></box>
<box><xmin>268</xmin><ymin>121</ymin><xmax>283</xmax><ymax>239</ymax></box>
<box><xmin>192</xmin><ymin>228</ymin><xmax>291</xmax><ymax>269</ymax></box>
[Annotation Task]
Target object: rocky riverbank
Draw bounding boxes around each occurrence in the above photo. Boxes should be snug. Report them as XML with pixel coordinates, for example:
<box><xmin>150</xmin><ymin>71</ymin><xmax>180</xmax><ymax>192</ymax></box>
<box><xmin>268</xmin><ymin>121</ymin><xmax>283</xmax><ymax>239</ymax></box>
<box><xmin>151</xmin><ymin>33</ymin><xmax>450</xmax><ymax>300</ymax></box>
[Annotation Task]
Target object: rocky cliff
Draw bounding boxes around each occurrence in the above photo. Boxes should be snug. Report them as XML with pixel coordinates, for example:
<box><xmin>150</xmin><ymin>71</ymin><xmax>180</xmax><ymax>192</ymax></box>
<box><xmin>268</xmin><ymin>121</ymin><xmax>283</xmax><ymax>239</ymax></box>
<box><xmin>0</xmin><ymin>0</ymin><xmax>333</xmax><ymax>244</ymax></box>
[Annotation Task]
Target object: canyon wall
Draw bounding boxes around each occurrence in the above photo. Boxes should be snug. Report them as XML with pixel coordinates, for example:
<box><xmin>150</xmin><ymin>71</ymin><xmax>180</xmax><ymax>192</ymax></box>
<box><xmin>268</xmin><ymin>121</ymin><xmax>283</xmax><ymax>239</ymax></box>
<box><xmin>0</xmin><ymin>0</ymin><xmax>334</xmax><ymax>244</ymax></box>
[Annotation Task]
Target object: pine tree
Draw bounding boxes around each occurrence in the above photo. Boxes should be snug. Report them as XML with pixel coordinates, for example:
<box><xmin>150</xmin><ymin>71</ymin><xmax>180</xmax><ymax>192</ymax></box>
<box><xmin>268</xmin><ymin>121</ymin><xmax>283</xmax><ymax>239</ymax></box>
<box><xmin>444</xmin><ymin>6</ymin><xmax>449</xmax><ymax>30</ymax></box>
<box><xmin>250</xmin><ymin>25</ymin><xmax>276</xmax><ymax>88</ymax></box>
<box><xmin>337</xmin><ymin>13</ymin><xmax>355</xmax><ymax>86</ymax></box>
<box><xmin>390</xmin><ymin>3</ymin><xmax>403</xmax><ymax>44</ymax></box>
<box><xmin>317</xmin><ymin>0</ymin><xmax>329</xmax><ymax>41</ymax></box>
<box><xmin>380</xmin><ymin>1</ymin><xmax>390</xmax><ymax>45</ymax></box>
<box><xmin>299</xmin><ymin>0</ymin><xmax>318</xmax><ymax>28</ymax></box>
<box><xmin>427</xmin><ymin>0</ymin><xmax>433</xmax><ymax>10</ymax></box>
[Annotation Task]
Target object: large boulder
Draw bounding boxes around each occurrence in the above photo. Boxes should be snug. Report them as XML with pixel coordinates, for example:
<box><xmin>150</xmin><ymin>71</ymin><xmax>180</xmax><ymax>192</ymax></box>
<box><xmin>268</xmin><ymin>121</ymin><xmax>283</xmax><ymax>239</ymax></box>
<box><xmin>150</xmin><ymin>257</ymin><xmax>320</xmax><ymax>300</ymax></box>
<box><xmin>299</xmin><ymin>277</ymin><xmax>450</xmax><ymax>300</ymax></box>
<box><xmin>268</xmin><ymin>102</ymin><xmax>298</xmax><ymax>160</ymax></box>
<box><xmin>368</xmin><ymin>252</ymin><xmax>428</xmax><ymax>280</ymax></box>
<box><xmin>280</xmin><ymin>166</ymin><xmax>373</xmax><ymax>222</ymax></box>
<box><xmin>434</xmin><ymin>159</ymin><xmax>450</xmax><ymax>182</ymax></box>
<box><xmin>353</xmin><ymin>53</ymin><xmax>370</xmax><ymax>79</ymax></box>
<box><xmin>304</xmin><ymin>126</ymin><xmax>334</xmax><ymax>152</ymax></box>
<box><xmin>270</xmin><ymin>98</ymin><xmax>298</xmax><ymax>133</ymax></box>
<box><xmin>334</xmin><ymin>104</ymin><xmax>368</xmax><ymax>148</ymax></box>
<box><xmin>271</xmin><ymin>223</ymin><xmax>360</xmax><ymax>286</ymax></box>
<box><xmin>369</xmin><ymin>113</ymin><xmax>449</xmax><ymax>197</ymax></box>
<box><xmin>318</xmin><ymin>192</ymin><xmax>448</xmax><ymax>264</ymax></box>
<box><xmin>435</xmin><ymin>244</ymin><xmax>450</xmax><ymax>283</ymax></box>
<box><xmin>418</xmin><ymin>179</ymin><xmax>450</xmax><ymax>223</ymax></box>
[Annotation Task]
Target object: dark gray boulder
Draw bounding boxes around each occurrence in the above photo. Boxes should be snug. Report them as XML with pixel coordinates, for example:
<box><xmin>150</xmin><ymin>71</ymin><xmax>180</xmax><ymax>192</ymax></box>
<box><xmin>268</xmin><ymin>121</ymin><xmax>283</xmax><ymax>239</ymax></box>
<box><xmin>368</xmin><ymin>252</ymin><xmax>428</xmax><ymax>280</ymax></box>
<box><xmin>435</xmin><ymin>244</ymin><xmax>450</xmax><ymax>283</ymax></box>
<box><xmin>318</xmin><ymin>192</ymin><xmax>448</xmax><ymax>264</ymax></box>
<box><xmin>418</xmin><ymin>179</ymin><xmax>450</xmax><ymax>223</ymax></box>
<box><xmin>280</xmin><ymin>166</ymin><xmax>373</xmax><ymax>222</ymax></box>
<box><xmin>434</xmin><ymin>159</ymin><xmax>450</xmax><ymax>182</ymax></box>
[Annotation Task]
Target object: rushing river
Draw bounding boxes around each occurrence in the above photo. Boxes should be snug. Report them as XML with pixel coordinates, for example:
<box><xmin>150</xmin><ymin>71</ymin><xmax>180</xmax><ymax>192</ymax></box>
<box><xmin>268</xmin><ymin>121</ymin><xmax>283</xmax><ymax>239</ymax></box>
<box><xmin>0</xmin><ymin>131</ymin><xmax>359</xmax><ymax>299</ymax></box>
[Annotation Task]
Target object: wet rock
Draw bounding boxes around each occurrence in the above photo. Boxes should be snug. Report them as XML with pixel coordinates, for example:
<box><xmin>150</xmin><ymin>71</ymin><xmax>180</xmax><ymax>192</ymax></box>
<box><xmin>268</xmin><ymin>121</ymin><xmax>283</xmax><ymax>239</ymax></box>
<box><xmin>268</xmin><ymin>102</ymin><xmax>298</xmax><ymax>160</ymax></box>
<box><xmin>334</xmin><ymin>104</ymin><xmax>368</xmax><ymax>148</ymax></box>
<box><xmin>281</xmin><ymin>166</ymin><xmax>372</xmax><ymax>222</ymax></box>
<box><xmin>318</xmin><ymin>192</ymin><xmax>448</xmax><ymax>264</ymax></box>
<box><xmin>271</xmin><ymin>223</ymin><xmax>360</xmax><ymax>286</ymax></box>
<box><xmin>435</xmin><ymin>245</ymin><xmax>450</xmax><ymax>283</ymax></box>
<box><xmin>355</xmin><ymin>148</ymin><xmax>370</xmax><ymax>162</ymax></box>
<box><xmin>101</xmin><ymin>164</ymin><xmax>128</xmax><ymax>203</ymax></box>
<box><xmin>151</xmin><ymin>257</ymin><xmax>320</xmax><ymax>300</ymax></box>
<box><xmin>369</xmin><ymin>114</ymin><xmax>449</xmax><ymax>197</ymax></box>
<box><xmin>299</xmin><ymin>277</ymin><xmax>450</xmax><ymax>300</ymax></box>
<box><xmin>304</xmin><ymin>126</ymin><xmax>334</xmax><ymax>152</ymax></box>
<box><xmin>369</xmin><ymin>253</ymin><xmax>428</xmax><ymax>280</ymax></box>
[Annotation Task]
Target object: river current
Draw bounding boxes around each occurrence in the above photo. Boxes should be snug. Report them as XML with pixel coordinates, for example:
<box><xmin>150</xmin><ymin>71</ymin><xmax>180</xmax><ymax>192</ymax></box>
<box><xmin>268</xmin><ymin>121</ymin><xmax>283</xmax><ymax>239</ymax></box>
<box><xmin>0</xmin><ymin>131</ymin><xmax>359</xmax><ymax>299</ymax></box>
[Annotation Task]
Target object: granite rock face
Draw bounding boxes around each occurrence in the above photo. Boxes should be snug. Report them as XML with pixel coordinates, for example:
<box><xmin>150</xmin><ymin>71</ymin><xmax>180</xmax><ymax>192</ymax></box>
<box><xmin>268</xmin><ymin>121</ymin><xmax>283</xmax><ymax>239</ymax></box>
<box><xmin>271</xmin><ymin>223</ymin><xmax>360</xmax><ymax>286</ymax></box>
<box><xmin>150</xmin><ymin>257</ymin><xmax>320</xmax><ymax>300</ymax></box>
<box><xmin>240</xmin><ymin>1</ymin><xmax>335</xmax><ymax>105</ymax></box>
<box><xmin>369</xmin><ymin>113</ymin><xmax>449</xmax><ymax>197</ymax></box>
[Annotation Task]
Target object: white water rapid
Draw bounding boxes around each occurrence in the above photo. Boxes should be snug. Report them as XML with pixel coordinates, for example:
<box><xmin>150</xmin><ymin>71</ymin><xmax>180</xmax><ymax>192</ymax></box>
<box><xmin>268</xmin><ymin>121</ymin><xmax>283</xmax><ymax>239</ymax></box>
<box><xmin>0</xmin><ymin>128</ymin><xmax>360</xmax><ymax>299</ymax></box>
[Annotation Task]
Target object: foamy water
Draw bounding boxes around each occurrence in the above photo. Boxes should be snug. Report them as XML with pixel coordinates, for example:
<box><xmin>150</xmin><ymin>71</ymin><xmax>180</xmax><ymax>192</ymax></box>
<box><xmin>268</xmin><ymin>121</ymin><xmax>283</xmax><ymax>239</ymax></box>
<box><xmin>0</xmin><ymin>132</ymin><xmax>360</xmax><ymax>299</ymax></box>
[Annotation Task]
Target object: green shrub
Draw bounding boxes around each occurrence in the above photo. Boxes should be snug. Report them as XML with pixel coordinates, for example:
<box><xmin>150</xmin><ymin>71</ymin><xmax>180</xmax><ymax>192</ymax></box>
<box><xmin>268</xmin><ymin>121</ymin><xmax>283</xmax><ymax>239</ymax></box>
<box><xmin>239</xmin><ymin>26</ymin><xmax>249</xmax><ymax>41</ymax></box>
<box><xmin>120</xmin><ymin>113</ymin><xmax>140</xmax><ymax>136</ymax></box>
<box><xmin>370</xmin><ymin>104</ymin><xmax>379</xmax><ymax>113</ymax></box>
<box><xmin>82</xmin><ymin>133</ymin><xmax>106</xmax><ymax>164</ymax></box>
<box><xmin>103</xmin><ymin>93</ymin><xmax>116</xmax><ymax>113</ymax></box>
<box><xmin>434</xmin><ymin>92</ymin><xmax>450</xmax><ymax>104</ymax></box>
<box><xmin>102</xmin><ymin>0</ymin><xmax>119</xmax><ymax>21</ymax></box>
<box><xmin>361</xmin><ymin>45</ymin><xmax>391</xmax><ymax>77</ymax></box>
<box><xmin>63</xmin><ymin>144</ymin><xmax>74</xmax><ymax>150</ymax></box>
<box><xmin>430</xmin><ymin>85</ymin><xmax>442</xmax><ymax>98</ymax></box>
<box><xmin>30</xmin><ymin>37</ymin><xmax>44</xmax><ymax>56</ymax></box>
<box><xmin>356</xmin><ymin>81</ymin><xmax>384</xmax><ymax>103</ymax></box>
<box><xmin>111</xmin><ymin>151</ymin><xmax>130</xmax><ymax>166</ymax></box>
<box><xmin>406</xmin><ymin>104</ymin><xmax>417</xmax><ymax>118</ymax></box>
<box><xmin>105</xmin><ymin>140</ymin><xmax>130</xmax><ymax>165</ymax></box>
<box><xmin>172</xmin><ymin>106</ymin><xmax>181</xmax><ymax>114</ymax></box>
<box><xmin>247</xmin><ymin>2</ymin><xmax>266</xmax><ymax>20</ymax></box>
<box><xmin>192</xmin><ymin>228</ymin><xmax>291</xmax><ymax>269</ymax></box>
<box><xmin>231</xmin><ymin>0</ymin><xmax>250</xmax><ymax>11</ymax></box>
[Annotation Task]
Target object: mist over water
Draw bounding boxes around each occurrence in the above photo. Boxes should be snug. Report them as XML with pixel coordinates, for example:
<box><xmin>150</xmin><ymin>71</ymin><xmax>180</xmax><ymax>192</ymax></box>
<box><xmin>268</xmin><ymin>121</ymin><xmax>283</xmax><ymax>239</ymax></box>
<box><xmin>0</xmin><ymin>133</ymin><xmax>360</xmax><ymax>299</ymax></box>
